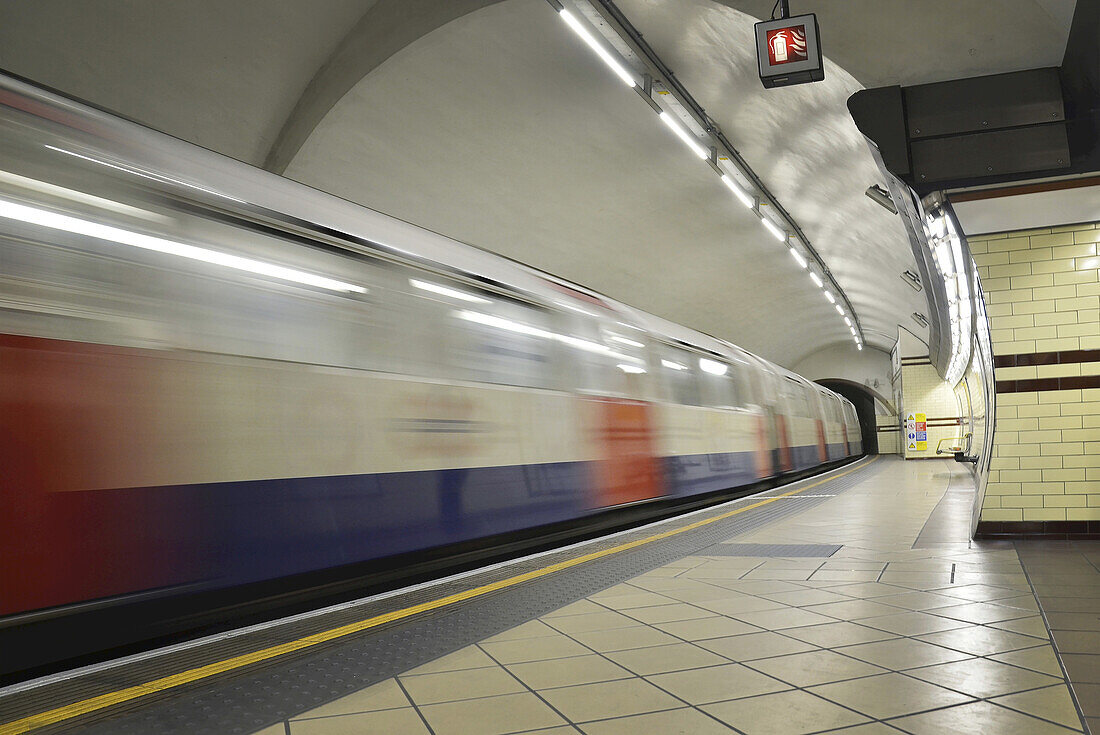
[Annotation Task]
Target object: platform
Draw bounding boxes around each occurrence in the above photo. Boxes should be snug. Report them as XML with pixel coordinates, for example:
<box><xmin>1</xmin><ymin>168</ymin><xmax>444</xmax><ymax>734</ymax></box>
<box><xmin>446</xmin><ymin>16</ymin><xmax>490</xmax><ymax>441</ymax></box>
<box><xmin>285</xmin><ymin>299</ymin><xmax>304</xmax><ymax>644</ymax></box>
<box><xmin>2</xmin><ymin>456</ymin><xmax>1097</xmax><ymax>735</ymax></box>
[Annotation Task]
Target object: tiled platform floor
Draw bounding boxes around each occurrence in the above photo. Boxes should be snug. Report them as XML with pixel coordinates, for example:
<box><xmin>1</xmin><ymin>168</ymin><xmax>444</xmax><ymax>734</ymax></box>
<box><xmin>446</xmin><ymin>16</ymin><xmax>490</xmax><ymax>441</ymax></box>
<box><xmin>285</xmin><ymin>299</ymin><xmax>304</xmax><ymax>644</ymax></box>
<box><xmin>259</xmin><ymin>459</ymin><xmax>1091</xmax><ymax>735</ymax></box>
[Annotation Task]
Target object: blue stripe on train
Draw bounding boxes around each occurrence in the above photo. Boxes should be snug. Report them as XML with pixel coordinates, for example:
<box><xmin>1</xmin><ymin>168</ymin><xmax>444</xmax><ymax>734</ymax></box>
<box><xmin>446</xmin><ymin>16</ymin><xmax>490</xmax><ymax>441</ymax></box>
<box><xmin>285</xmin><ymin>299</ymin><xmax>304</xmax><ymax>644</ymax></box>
<box><xmin>148</xmin><ymin>449</ymin><xmax>779</xmax><ymax>596</ymax></box>
<box><xmin>789</xmin><ymin>444</ymin><xmax>821</xmax><ymax>470</ymax></box>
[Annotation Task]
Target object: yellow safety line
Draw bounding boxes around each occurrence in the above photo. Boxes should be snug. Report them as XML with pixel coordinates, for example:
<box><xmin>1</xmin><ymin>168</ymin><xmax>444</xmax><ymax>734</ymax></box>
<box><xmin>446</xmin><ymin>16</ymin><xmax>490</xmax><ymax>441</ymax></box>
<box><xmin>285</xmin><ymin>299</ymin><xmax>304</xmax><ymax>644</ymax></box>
<box><xmin>0</xmin><ymin>456</ymin><xmax>876</xmax><ymax>734</ymax></box>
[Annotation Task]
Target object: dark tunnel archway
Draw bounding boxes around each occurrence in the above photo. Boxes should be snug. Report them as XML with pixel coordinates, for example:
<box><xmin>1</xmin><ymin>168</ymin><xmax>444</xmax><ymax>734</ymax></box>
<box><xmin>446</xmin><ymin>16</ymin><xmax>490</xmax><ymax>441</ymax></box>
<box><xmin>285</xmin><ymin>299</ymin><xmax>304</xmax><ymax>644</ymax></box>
<box><xmin>817</xmin><ymin>379</ymin><xmax>879</xmax><ymax>455</ymax></box>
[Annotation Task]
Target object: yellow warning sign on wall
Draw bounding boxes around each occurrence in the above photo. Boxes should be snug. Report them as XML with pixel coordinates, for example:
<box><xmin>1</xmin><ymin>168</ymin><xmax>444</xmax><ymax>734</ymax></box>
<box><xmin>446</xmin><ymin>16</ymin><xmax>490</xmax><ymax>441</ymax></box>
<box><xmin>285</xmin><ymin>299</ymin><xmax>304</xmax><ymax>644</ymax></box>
<box><xmin>906</xmin><ymin>412</ymin><xmax>928</xmax><ymax>451</ymax></box>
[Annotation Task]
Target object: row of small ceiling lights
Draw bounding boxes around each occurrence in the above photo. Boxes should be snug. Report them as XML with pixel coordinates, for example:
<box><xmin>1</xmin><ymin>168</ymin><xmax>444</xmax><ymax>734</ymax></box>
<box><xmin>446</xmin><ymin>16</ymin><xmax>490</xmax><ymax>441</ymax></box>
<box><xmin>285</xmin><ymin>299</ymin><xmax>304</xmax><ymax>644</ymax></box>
<box><xmin>556</xmin><ymin>3</ymin><xmax>863</xmax><ymax>350</ymax></box>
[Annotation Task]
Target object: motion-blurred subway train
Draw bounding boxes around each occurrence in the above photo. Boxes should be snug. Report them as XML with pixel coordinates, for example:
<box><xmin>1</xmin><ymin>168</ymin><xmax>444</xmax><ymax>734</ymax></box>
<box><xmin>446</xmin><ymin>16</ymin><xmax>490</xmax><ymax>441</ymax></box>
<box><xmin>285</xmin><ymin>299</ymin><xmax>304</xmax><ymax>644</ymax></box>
<box><xmin>0</xmin><ymin>72</ymin><xmax>861</xmax><ymax>676</ymax></box>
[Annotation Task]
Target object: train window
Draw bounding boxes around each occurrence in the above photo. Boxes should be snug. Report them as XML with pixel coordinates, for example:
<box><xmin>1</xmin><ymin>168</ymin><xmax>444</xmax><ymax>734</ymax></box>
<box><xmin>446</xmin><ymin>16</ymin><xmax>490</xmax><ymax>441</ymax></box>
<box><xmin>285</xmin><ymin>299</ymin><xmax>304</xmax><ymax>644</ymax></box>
<box><xmin>441</xmin><ymin>287</ymin><xmax>557</xmax><ymax>390</ymax></box>
<box><xmin>698</xmin><ymin>358</ymin><xmax>744</xmax><ymax>409</ymax></box>
<box><xmin>659</xmin><ymin>346</ymin><xmax>701</xmax><ymax>406</ymax></box>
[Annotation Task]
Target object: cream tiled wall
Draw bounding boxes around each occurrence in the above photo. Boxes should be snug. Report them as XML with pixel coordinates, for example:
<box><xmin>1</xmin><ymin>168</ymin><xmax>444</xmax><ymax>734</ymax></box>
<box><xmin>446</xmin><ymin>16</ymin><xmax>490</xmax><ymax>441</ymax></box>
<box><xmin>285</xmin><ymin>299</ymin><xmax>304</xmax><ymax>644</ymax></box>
<box><xmin>900</xmin><ymin>364</ymin><xmax>961</xmax><ymax>459</ymax></box>
<box><xmin>970</xmin><ymin>221</ymin><xmax>1100</xmax><ymax>524</ymax></box>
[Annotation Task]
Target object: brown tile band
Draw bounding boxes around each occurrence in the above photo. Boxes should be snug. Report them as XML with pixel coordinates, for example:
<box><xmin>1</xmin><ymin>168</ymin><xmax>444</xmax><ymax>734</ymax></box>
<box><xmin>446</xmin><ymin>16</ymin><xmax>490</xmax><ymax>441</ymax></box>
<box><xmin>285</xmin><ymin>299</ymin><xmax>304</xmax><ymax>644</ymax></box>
<box><xmin>995</xmin><ymin>349</ymin><xmax>1100</xmax><ymax>369</ymax></box>
<box><xmin>996</xmin><ymin>375</ymin><xmax>1100</xmax><ymax>394</ymax></box>
<box><xmin>994</xmin><ymin>349</ymin><xmax>1100</xmax><ymax>393</ymax></box>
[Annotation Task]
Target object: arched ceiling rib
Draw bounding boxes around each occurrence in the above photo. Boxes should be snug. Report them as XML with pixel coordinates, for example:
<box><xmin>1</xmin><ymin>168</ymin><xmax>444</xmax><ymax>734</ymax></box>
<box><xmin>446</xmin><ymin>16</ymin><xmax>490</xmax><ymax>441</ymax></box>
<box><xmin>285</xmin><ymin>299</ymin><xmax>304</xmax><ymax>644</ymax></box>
<box><xmin>262</xmin><ymin>0</ymin><xmax>504</xmax><ymax>175</ymax></box>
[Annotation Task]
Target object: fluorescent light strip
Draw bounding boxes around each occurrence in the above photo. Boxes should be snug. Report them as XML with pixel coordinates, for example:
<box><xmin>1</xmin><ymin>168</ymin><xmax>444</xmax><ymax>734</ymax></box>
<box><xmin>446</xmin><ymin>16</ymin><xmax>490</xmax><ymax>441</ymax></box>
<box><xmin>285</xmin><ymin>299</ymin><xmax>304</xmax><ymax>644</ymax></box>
<box><xmin>809</xmin><ymin>272</ymin><xmax>823</xmax><ymax>288</ymax></box>
<box><xmin>661</xmin><ymin>359</ymin><xmax>687</xmax><ymax>371</ymax></box>
<box><xmin>617</xmin><ymin>363</ymin><xmax>646</xmax><ymax>374</ymax></box>
<box><xmin>720</xmin><ymin>175</ymin><xmax>754</xmax><ymax>209</ymax></box>
<box><xmin>608</xmin><ymin>334</ymin><xmax>645</xmax><ymax>348</ymax></box>
<box><xmin>857</xmin><ymin>343</ymin><xmax>863</xmax><ymax>351</ymax></box>
<box><xmin>824</xmin><ymin>291</ymin><xmax>836</xmax><ymax>304</ymax></box>
<box><xmin>0</xmin><ymin>199</ymin><xmax>366</xmax><ymax>293</ymax></box>
<box><xmin>409</xmin><ymin>278</ymin><xmax>489</xmax><ymax>303</ymax></box>
<box><xmin>45</xmin><ymin>145</ymin><xmax>246</xmax><ymax>204</ymax></box>
<box><xmin>559</xmin><ymin>9</ymin><xmax>636</xmax><ymax>87</ymax></box>
<box><xmin>0</xmin><ymin>169</ymin><xmax>167</xmax><ymax>222</ymax></box>
<box><xmin>760</xmin><ymin>217</ymin><xmax>786</xmax><ymax>242</ymax></box>
<box><xmin>789</xmin><ymin>247</ymin><xmax>807</xmax><ymax>269</ymax></box>
<box><xmin>455</xmin><ymin>310</ymin><xmax>640</xmax><ymax>363</ymax></box>
<box><xmin>844</xmin><ymin>317</ymin><xmax>852</xmax><ymax>327</ymax></box>
<box><xmin>658</xmin><ymin>111</ymin><xmax>709</xmax><ymax>159</ymax></box>
<box><xmin>834</xmin><ymin>304</ymin><xmax>844</xmax><ymax>315</ymax></box>
<box><xmin>699</xmin><ymin>357</ymin><xmax>727</xmax><ymax>376</ymax></box>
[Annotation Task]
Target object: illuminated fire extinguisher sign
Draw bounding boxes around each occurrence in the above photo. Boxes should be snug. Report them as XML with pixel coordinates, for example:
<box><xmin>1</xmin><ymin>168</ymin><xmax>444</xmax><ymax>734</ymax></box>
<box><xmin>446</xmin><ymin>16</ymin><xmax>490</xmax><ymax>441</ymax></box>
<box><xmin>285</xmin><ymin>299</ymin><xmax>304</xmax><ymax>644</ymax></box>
<box><xmin>767</xmin><ymin>26</ymin><xmax>808</xmax><ymax>65</ymax></box>
<box><xmin>755</xmin><ymin>13</ymin><xmax>824</xmax><ymax>88</ymax></box>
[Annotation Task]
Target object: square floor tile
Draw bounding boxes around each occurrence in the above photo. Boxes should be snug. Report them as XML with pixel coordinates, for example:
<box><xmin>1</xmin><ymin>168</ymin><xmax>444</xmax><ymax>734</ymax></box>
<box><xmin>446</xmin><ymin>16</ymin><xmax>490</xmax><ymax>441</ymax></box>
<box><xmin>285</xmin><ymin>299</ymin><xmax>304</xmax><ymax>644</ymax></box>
<box><xmin>838</xmin><ymin>638</ymin><xmax>971</xmax><ymax>669</ymax></box>
<box><xmin>567</xmin><ymin>626</ymin><xmax>679</xmax><ymax>653</ymax></box>
<box><xmin>917</xmin><ymin>626</ymin><xmax>1047</xmax><ymax>656</ymax></box>
<box><xmin>803</xmin><ymin>599</ymin><xmax>906</xmax><ymax>620</ymax></box>
<box><xmin>1060</xmin><ymin>654</ymin><xmax>1100</xmax><ymax>683</ymax></box>
<box><xmin>857</xmin><ymin>611</ymin><xmax>969</xmax><ymax>636</ymax></box>
<box><xmin>933</xmin><ymin>584</ymin><xmax>1024</xmax><ymax>602</ymax></box>
<box><xmin>605</xmin><ymin>642</ymin><xmax>729</xmax><ymax>675</ymax></box>
<box><xmin>871</xmin><ymin>591</ymin><xmax>964</xmax><ymax>611</ymax></box>
<box><xmin>544</xmin><ymin>611</ymin><xmax>643</xmax><ymax>635</ymax></box>
<box><xmin>291</xmin><ymin>679</ymin><xmax>409</xmax><ymax>720</ymax></box>
<box><xmin>289</xmin><ymin>707</ymin><xmax>430</xmax><ymax>734</ymax></box>
<box><xmin>480</xmin><ymin>635</ymin><xmax>591</xmax><ymax>664</ymax></box>
<box><xmin>620</xmin><ymin>603</ymin><xmax>715</xmax><ymax>625</ymax></box>
<box><xmin>483</xmin><ymin>620</ymin><xmax>562</xmax><ymax>643</ymax></box>
<box><xmin>1052</xmin><ymin>629</ymin><xmax>1100</xmax><ymax>654</ymax></box>
<box><xmin>693</xmin><ymin>595</ymin><xmax>786</xmax><ymax>616</ymax></box>
<box><xmin>758</xmin><ymin>589</ymin><xmax>853</xmax><ymax>606</ymax></box>
<box><xmin>781</xmin><ymin>621</ymin><xmax>897</xmax><ymax>648</ymax></box>
<box><xmin>399</xmin><ymin>666</ymin><xmax>525</xmax><ymax>705</ymax></box>
<box><xmin>731</xmin><ymin>606</ymin><xmax>836</xmax><ymax>630</ymax></box>
<box><xmin>823</xmin><ymin>583</ymin><xmax>911</xmax><ymax>599</ymax></box>
<box><xmin>992</xmin><ymin>684</ymin><xmax>1085</xmax><ymax>730</ymax></box>
<box><xmin>807</xmin><ymin>570</ymin><xmax>883</xmax><ymax>582</ymax></box>
<box><xmin>647</xmin><ymin>662</ymin><xmax>791</xmax><ymax>704</ymax></box>
<box><xmin>702</xmin><ymin>689</ymin><xmax>869</xmax><ymax>734</ymax></box>
<box><xmin>747</xmin><ymin>649</ymin><xmax>887</xmax><ymax>687</ymax></box>
<box><xmin>654</xmin><ymin>616</ymin><xmax>760</xmax><ymax>641</ymax></box>
<box><xmin>506</xmin><ymin>654</ymin><xmax>631</xmax><ymax>690</ymax></box>
<box><xmin>990</xmin><ymin>645</ymin><xmax>1066</xmax><ymax>678</ymax></box>
<box><xmin>990</xmin><ymin>615</ymin><xmax>1052</xmax><ymax>639</ymax></box>
<box><xmin>539</xmin><ymin>678</ymin><xmax>681</xmax><ymax>722</ymax></box>
<box><xmin>420</xmin><ymin>692</ymin><xmax>565</xmax><ymax>735</ymax></box>
<box><xmin>696</xmin><ymin>631</ymin><xmax>816</xmax><ymax>662</ymax></box>
<box><xmin>905</xmin><ymin>657</ymin><xmax>1062</xmax><ymax>698</ymax></box>
<box><xmin>932</xmin><ymin>602</ymin><xmax>1033</xmax><ymax>625</ymax></box>
<box><xmin>577</xmin><ymin>707</ymin><xmax>735</xmax><ymax>734</ymax></box>
<box><xmin>596</xmin><ymin>592</ymin><xmax>677</xmax><ymax>610</ymax></box>
<box><xmin>810</xmin><ymin>672</ymin><xmax>973</xmax><ymax>718</ymax></box>
<box><xmin>887</xmin><ymin>700</ymin><xmax>1080</xmax><ymax>735</ymax></box>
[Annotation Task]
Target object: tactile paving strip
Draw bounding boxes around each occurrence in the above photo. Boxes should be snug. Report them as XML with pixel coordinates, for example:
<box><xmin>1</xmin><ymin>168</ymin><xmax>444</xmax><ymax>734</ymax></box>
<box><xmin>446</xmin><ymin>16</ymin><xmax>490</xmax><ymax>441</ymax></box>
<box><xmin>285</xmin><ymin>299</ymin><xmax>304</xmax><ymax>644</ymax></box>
<box><xmin>24</xmin><ymin>458</ymin><xmax>884</xmax><ymax>734</ymax></box>
<box><xmin>699</xmin><ymin>543</ymin><xmax>842</xmax><ymax>557</ymax></box>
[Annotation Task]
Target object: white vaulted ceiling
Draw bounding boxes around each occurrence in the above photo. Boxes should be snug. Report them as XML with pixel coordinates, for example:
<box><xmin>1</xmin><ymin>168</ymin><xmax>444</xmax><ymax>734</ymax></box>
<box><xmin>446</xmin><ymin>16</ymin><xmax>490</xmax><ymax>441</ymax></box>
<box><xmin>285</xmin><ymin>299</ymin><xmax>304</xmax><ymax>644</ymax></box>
<box><xmin>0</xmin><ymin>0</ymin><xmax>1077</xmax><ymax>367</ymax></box>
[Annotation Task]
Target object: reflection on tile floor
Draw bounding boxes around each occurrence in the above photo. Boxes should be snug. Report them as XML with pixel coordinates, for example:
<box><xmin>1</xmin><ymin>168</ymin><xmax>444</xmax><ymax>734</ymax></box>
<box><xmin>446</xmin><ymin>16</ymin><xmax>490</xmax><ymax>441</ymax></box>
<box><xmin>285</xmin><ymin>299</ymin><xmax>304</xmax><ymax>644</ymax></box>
<box><xmin>272</xmin><ymin>460</ymin><xmax>1090</xmax><ymax>734</ymax></box>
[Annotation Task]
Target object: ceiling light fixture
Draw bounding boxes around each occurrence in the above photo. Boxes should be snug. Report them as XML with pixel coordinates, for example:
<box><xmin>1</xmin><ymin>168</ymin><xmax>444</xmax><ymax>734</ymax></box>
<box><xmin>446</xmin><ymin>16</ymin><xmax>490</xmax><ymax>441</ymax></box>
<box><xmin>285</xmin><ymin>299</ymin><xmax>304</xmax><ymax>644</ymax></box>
<box><xmin>658</xmin><ymin>111</ymin><xmax>709</xmax><ymax>159</ymax></box>
<box><xmin>761</xmin><ymin>217</ymin><xmax>786</xmax><ymax>242</ymax></box>
<box><xmin>558</xmin><ymin>9</ymin><xmax>637</xmax><ymax>87</ymax></box>
<box><xmin>789</xmin><ymin>247</ymin><xmax>808</xmax><ymax>269</ymax></box>
<box><xmin>824</xmin><ymin>292</ymin><xmax>836</xmax><ymax>304</ymax></box>
<box><xmin>720</xmin><ymin>174</ymin><xmax>754</xmax><ymax>209</ymax></box>
<box><xmin>809</xmin><ymin>272</ymin><xmax>823</xmax><ymax>288</ymax></box>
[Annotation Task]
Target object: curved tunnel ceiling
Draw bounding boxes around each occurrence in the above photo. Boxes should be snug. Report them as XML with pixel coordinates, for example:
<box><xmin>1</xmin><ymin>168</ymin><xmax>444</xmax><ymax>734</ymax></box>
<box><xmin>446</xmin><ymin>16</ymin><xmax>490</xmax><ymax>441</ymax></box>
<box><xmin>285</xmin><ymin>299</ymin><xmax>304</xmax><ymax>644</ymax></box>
<box><xmin>0</xmin><ymin>0</ymin><xmax>1077</xmax><ymax>366</ymax></box>
<box><xmin>284</xmin><ymin>0</ymin><xmax>919</xmax><ymax>364</ymax></box>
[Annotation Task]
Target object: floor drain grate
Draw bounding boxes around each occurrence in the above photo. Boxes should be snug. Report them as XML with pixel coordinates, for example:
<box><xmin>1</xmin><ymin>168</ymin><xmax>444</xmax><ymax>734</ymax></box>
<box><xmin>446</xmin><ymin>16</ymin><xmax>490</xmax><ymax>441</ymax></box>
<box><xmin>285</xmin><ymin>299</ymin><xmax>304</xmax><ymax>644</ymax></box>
<box><xmin>701</xmin><ymin>543</ymin><xmax>842</xmax><ymax>557</ymax></box>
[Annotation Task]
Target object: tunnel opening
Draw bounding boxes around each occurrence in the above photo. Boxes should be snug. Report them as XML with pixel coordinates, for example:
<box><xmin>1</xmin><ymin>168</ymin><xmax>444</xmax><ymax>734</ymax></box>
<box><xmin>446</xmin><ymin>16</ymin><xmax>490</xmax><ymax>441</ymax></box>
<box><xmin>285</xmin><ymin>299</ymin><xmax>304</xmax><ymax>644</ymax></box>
<box><xmin>817</xmin><ymin>379</ymin><xmax>878</xmax><ymax>455</ymax></box>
